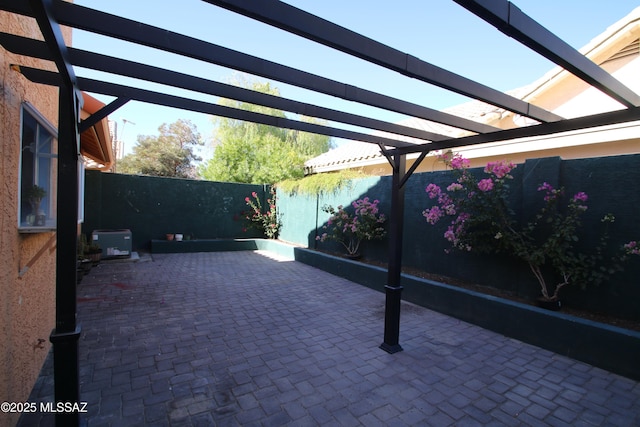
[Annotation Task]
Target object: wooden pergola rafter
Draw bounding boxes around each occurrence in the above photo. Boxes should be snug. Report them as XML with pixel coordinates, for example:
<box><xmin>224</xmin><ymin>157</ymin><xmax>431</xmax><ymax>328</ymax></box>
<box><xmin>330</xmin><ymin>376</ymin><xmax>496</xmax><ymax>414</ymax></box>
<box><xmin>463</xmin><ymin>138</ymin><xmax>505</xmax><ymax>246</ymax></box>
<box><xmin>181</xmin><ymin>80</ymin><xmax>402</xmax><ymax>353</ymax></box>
<box><xmin>2</xmin><ymin>1</ymin><xmax>639</xmax><ymax>425</ymax></box>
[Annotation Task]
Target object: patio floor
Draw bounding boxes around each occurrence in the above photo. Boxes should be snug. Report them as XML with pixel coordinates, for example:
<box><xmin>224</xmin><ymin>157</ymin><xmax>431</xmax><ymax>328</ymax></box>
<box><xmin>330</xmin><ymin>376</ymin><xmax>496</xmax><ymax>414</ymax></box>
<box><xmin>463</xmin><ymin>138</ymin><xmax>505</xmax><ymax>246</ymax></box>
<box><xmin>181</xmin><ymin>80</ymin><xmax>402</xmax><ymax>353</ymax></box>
<box><xmin>19</xmin><ymin>251</ymin><xmax>640</xmax><ymax>426</ymax></box>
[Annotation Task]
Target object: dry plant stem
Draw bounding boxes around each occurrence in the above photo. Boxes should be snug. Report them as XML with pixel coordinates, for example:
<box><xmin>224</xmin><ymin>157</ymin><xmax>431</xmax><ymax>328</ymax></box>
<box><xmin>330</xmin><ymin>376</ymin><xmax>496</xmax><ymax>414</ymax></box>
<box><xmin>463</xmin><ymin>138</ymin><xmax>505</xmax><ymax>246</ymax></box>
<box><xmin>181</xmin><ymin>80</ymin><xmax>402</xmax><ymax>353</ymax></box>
<box><xmin>529</xmin><ymin>263</ymin><xmax>550</xmax><ymax>299</ymax></box>
<box><xmin>342</xmin><ymin>239</ymin><xmax>360</xmax><ymax>256</ymax></box>
<box><xmin>553</xmin><ymin>273</ymin><xmax>570</xmax><ymax>300</ymax></box>
<box><xmin>530</xmin><ymin>262</ymin><xmax>570</xmax><ymax>300</ymax></box>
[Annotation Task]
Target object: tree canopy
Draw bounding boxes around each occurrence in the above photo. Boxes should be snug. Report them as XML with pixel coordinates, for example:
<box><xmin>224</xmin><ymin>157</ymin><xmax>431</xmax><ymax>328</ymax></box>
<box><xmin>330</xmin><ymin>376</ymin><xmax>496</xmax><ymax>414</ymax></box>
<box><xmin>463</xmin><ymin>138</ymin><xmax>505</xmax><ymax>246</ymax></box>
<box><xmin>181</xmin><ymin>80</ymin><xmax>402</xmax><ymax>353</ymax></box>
<box><xmin>118</xmin><ymin>119</ymin><xmax>203</xmax><ymax>178</ymax></box>
<box><xmin>199</xmin><ymin>81</ymin><xmax>333</xmax><ymax>184</ymax></box>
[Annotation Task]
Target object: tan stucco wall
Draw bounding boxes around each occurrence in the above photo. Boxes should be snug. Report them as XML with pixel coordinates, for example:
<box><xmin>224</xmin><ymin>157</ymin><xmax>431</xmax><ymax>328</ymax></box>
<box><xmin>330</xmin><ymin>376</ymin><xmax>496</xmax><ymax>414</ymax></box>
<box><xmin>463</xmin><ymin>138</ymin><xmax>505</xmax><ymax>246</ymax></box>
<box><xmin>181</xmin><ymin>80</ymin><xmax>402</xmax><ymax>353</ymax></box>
<box><xmin>320</xmin><ymin>47</ymin><xmax>640</xmax><ymax>177</ymax></box>
<box><xmin>0</xmin><ymin>11</ymin><xmax>72</xmax><ymax>427</ymax></box>
<box><xmin>337</xmin><ymin>135</ymin><xmax>640</xmax><ymax>177</ymax></box>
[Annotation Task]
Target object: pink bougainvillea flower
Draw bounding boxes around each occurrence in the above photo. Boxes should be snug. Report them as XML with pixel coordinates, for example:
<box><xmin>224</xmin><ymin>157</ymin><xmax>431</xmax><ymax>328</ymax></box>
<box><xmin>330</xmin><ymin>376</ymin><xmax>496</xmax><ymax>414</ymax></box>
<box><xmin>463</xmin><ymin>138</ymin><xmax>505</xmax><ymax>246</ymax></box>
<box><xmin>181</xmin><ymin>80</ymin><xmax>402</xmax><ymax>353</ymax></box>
<box><xmin>537</xmin><ymin>182</ymin><xmax>554</xmax><ymax>192</ymax></box>
<box><xmin>485</xmin><ymin>160</ymin><xmax>516</xmax><ymax>178</ymax></box>
<box><xmin>425</xmin><ymin>183</ymin><xmax>442</xmax><ymax>199</ymax></box>
<box><xmin>444</xmin><ymin>225</ymin><xmax>456</xmax><ymax>242</ymax></box>
<box><xmin>423</xmin><ymin>206</ymin><xmax>444</xmax><ymax>225</ymax></box>
<box><xmin>573</xmin><ymin>192</ymin><xmax>588</xmax><ymax>202</ymax></box>
<box><xmin>624</xmin><ymin>241</ymin><xmax>640</xmax><ymax>255</ymax></box>
<box><xmin>444</xmin><ymin>203</ymin><xmax>456</xmax><ymax>216</ymax></box>
<box><xmin>456</xmin><ymin>212</ymin><xmax>470</xmax><ymax>224</ymax></box>
<box><xmin>438</xmin><ymin>193</ymin><xmax>452</xmax><ymax>207</ymax></box>
<box><xmin>477</xmin><ymin>178</ymin><xmax>494</xmax><ymax>192</ymax></box>
<box><xmin>450</xmin><ymin>154</ymin><xmax>470</xmax><ymax>170</ymax></box>
<box><xmin>537</xmin><ymin>182</ymin><xmax>563</xmax><ymax>201</ymax></box>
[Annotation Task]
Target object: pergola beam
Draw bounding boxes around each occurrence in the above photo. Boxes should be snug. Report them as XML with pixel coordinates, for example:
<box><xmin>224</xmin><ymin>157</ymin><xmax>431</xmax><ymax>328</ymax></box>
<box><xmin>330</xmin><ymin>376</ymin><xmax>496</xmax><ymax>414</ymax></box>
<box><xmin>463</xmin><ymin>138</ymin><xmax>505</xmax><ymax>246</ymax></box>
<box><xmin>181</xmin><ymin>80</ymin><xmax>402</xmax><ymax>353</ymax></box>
<box><xmin>388</xmin><ymin>105</ymin><xmax>640</xmax><ymax>156</ymax></box>
<box><xmin>68</xmin><ymin>49</ymin><xmax>448</xmax><ymax>143</ymax></box>
<box><xmin>36</xmin><ymin>0</ymin><xmax>500</xmax><ymax>134</ymax></box>
<box><xmin>16</xmin><ymin>66</ymin><xmax>423</xmax><ymax>149</ymax></box>
<box><xmin>79</xmin><ymin>97</ymin><xmax>129</xmax><ymax>133</ymax></box>
<box><xmin>0</xmin><ymin>33</ymin><xmax>449</xmax><ymax>143</ymax></box>
<box><xmin>453</xmin><ymin>0</ymin><xmax>640</xmax><ymax>108</ymax></box>
<box><xmin>27</xmin><ymin>0</ymin><xmax>75</xmax><ymax>88</ymax></box>
<box><xmin>204</xmin><ymin>0</ymin><xmax>562</xmax><ymax>123</ymax></box>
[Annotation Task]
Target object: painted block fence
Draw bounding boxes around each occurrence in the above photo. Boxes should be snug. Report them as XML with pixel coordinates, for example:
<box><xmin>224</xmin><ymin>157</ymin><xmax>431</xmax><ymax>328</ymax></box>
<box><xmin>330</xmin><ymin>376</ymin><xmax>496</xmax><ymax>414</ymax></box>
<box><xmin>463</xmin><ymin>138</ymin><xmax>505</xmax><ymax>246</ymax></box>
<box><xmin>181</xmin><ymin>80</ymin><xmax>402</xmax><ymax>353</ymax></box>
<box><xmin>83</xmin><ymin>172</ymin><xmax>269</xmax><ymax>249</ymax></box>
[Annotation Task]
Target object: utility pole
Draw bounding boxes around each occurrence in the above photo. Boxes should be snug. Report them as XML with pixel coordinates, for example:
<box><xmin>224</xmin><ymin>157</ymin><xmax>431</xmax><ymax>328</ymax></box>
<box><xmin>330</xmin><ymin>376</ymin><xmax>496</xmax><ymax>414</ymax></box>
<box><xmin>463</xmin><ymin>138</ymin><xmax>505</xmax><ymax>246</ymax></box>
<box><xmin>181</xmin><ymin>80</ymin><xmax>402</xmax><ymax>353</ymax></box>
<box><xmin>120</xmin><ymin>118</ymin><xmax>136</xmax><ymax>157</ymax></box>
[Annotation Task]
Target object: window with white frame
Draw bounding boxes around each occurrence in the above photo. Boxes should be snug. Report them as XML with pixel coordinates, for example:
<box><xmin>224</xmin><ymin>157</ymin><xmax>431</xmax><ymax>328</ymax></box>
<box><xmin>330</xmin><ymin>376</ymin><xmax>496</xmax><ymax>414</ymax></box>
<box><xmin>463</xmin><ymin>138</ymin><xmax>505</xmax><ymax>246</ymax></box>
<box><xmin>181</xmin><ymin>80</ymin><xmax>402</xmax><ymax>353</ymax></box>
<box><xmin>19</xmin><ymin>102</ymin><xmax>58</xmax><ymax>231</ymax></box>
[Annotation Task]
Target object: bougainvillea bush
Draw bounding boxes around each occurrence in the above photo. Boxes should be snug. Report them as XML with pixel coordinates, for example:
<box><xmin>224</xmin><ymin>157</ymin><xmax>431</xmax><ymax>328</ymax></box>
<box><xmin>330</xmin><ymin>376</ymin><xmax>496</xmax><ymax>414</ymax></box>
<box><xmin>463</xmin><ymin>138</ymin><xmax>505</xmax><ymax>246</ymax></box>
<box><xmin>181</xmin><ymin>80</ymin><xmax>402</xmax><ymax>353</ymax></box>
<box><xmin>317</xmin><ymin>197</ymin><xmax>387</xmax><ymax>256</ymax></box>
<box><xmin>423</xmin><ymin>151</ymin><xmax>639</xmax><ymax>302</ymax></box>
<box><xmin>240</xmin><ymin>187</ymin><xmax>281</xmax><ymax>239</ymax></box>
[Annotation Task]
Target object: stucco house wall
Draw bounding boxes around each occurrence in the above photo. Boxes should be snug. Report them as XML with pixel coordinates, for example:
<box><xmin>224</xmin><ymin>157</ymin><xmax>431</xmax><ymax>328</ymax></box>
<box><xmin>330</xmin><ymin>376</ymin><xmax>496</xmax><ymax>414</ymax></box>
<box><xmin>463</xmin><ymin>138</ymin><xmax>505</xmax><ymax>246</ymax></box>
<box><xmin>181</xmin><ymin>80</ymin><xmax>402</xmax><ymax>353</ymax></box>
<box><xmin>0</xmin><ymin>11</ymin><xmax>72</xmax><ymax>426</ymax></box>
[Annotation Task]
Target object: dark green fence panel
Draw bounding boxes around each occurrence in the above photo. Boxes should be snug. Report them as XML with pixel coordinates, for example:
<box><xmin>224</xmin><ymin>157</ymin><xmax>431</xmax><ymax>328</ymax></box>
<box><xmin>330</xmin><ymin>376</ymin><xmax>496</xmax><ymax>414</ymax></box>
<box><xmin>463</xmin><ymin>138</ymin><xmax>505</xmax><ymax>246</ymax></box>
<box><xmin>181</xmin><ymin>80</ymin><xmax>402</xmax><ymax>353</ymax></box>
<box><xmin>83</xmin><ymin>171</ymin><xmax>266</xmax><ymax>250</ymax></box>
<box><xmin>276</xmin><ymin>190</ymin><xmax>318</xmax><ymax>247</ymax></box>
<box><xmin>278</xmin><ymin>176</ymin><xmax>390</xmax><ymax>259</ymax></box>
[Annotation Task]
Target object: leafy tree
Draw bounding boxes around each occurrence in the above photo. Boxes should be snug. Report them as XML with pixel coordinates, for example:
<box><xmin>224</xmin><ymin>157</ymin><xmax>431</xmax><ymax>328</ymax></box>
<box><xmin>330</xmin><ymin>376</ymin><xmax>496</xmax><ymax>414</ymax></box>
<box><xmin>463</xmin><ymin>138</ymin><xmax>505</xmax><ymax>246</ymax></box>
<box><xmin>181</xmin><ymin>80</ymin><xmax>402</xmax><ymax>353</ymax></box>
<box><xmin>199</xmin><ymin>81</ymin><xmax>333</xmax><ymax>184</ymax></box>
<box><xmin>118</xmin><ymin>119</ymin><xmax>203</xmax><ymax>178</ymax></box>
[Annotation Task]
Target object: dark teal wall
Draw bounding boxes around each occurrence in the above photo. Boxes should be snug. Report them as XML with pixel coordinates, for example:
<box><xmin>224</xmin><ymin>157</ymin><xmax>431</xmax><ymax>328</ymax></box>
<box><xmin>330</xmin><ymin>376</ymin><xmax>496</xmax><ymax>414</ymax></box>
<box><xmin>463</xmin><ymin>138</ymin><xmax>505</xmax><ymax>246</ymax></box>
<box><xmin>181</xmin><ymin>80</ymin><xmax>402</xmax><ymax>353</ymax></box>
<box><xmin>278</xmin><ymin>176</ymin><xmax>390</xmax><ymax>259</ymax></box>
<box><xmin>276</xmin><ymin>190</ymin><xmax>318</xmax><ymax>247</ymax></box>
<box><xmin>83</xmin><ymin>171</ymin><xmax>267</xmax><ymax>250</ymax></box>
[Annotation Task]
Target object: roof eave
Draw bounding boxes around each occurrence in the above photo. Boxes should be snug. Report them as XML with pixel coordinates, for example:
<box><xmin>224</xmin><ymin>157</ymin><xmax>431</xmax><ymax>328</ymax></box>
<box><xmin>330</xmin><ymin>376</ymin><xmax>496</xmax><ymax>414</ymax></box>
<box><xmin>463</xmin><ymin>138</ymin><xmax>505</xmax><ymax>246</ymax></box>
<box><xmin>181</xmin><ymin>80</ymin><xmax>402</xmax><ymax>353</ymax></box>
<box><xmin>80</xmin><ymin>92</ymin><xmax>114</xmax><ymax>170</ymax></box>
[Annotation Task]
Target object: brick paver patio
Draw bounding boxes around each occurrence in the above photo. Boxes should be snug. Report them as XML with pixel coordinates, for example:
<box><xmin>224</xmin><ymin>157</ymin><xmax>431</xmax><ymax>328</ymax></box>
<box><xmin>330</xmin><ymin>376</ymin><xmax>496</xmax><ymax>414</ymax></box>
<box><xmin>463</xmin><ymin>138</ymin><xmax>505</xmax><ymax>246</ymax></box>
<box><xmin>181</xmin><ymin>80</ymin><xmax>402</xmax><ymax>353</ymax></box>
<box><xmin>18</xmin><ymin>251</ymin><xmax>640</xmax><ymax>426</ymax></box>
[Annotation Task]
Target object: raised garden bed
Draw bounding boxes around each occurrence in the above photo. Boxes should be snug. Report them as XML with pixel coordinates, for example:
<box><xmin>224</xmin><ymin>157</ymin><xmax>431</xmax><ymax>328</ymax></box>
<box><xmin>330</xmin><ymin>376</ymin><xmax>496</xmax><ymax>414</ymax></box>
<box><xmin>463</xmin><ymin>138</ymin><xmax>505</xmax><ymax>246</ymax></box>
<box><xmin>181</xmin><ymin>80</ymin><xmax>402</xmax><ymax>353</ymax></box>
<box><xmin>151</xmin><ymin>238</ymin><xmax>260</xmax><ymax>253</ymax></box>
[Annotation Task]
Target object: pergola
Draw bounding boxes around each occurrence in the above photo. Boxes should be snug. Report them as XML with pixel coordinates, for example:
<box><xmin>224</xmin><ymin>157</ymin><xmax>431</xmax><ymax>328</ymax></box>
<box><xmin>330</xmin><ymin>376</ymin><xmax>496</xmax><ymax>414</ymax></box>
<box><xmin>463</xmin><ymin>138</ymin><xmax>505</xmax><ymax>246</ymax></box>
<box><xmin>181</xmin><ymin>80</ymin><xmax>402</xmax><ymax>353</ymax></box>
<box><xmin>2</xmin><ymin>1</ymin><xmax>640</xmax><ymax>425</ymax></box>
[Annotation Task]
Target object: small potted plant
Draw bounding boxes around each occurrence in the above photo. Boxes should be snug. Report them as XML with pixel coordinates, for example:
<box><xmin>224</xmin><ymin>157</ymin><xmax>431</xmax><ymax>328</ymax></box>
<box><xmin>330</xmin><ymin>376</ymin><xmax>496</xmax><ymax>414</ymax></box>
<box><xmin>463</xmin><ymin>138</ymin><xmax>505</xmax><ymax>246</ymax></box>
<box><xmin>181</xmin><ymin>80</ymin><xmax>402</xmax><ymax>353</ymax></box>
<box><xmin>316</xmin><ymin>197</ymin><xmax>387</xmax><ymax>258</ymax></box>
<box><xmin>25</xmin><ymin>185</ymin><xmax>47</xmax><ymax>226</ymax></box>
<box><xmin>85</xmin><ymin>243</ymin><xmax>103</xmax><ymax>265</ymax></box>
<box><xmin>77</xmin><ymin>234</ymin><xmax>92</xmax><ymax>274</ymax></box>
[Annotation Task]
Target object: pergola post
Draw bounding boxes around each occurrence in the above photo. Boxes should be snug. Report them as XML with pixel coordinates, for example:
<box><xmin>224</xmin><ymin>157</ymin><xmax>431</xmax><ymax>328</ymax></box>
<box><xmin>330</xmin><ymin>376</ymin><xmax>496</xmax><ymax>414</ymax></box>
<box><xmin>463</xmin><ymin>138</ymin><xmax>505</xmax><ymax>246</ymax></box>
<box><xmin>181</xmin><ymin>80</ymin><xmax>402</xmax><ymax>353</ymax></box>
<box><xmin>49</xmin><ymin>81</ymin><xmax>81</xmax><ymax>427</ymax></box>
<box><xmin>380</xmin><ymin>153</ymin><xmax>406</xmax><ymax>353</ymax></box>
<box><xmin>28</xmin><ymin>0</ymin><xmax>83</xmax><ymax>424</ymax></box>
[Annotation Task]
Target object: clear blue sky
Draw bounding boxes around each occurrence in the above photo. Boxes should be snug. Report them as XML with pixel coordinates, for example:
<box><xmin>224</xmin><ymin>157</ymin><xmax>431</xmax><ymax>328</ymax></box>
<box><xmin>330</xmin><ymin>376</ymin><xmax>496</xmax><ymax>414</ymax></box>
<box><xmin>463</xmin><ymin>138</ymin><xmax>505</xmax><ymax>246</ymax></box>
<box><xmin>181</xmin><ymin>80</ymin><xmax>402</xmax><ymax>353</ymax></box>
<box><xmin>73</xmin><ymin>0</ymin><xmax>640</xmax><ymax>158</ymax></box>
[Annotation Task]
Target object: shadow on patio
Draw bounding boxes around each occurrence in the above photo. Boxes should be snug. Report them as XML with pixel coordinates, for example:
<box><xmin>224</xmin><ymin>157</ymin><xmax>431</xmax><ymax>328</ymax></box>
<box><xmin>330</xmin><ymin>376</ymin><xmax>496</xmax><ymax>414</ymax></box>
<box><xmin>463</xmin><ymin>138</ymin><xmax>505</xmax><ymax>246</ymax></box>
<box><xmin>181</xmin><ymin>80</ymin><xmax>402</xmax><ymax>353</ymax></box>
<box><xmin>19</xmin><ymin>251</ymin><xmax>640</xmax><ymax>426</ymax></box>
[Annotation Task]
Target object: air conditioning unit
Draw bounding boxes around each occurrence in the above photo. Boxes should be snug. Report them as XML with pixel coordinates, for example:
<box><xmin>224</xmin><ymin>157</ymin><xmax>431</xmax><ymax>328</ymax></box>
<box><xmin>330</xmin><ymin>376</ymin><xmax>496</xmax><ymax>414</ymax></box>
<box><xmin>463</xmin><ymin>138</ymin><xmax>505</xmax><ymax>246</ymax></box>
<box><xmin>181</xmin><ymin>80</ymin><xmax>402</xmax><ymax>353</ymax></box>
<box><xmin>91</xmin><ymin>229</ymin><xmax>132</xmax><ymax>258</ymax></box>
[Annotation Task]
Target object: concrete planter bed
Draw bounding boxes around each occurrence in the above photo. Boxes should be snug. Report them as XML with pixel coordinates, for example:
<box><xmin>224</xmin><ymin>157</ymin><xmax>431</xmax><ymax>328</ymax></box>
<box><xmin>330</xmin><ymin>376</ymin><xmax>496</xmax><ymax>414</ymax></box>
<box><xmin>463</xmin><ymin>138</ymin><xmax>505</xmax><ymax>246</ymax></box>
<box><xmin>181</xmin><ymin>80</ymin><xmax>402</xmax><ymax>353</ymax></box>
<box><xmin>150</xmin><ymin>238</ymin><xmax>298</xmax><ymax>259</ymax></box>
<box><xmin>150</xmin><ymin>238</ymin><xmax>640</xmax><ymax>381</ymax></box>
<box><xmin>151</xmin><ymin>238</ymin><xmax>261</xmax><ymax>253</ymax></box>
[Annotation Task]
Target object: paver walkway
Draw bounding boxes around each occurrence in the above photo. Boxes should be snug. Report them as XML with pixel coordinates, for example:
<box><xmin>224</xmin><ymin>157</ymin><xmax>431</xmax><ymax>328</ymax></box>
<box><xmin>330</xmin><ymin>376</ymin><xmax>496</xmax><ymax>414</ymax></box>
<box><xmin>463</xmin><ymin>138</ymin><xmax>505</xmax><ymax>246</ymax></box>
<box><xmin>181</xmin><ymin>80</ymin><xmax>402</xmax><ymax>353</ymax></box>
<box><xmin>19</xmin><ymin>251</ymin><xmax>640</xmax><ymax>426</ymax></box>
